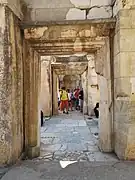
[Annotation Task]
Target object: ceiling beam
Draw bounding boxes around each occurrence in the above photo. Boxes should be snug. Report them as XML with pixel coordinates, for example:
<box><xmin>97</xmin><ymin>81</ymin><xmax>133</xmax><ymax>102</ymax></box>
<box><xmin>21</xmin><ymin>18</ymin><xmax>116</xmax><ymax>29</ymax></box>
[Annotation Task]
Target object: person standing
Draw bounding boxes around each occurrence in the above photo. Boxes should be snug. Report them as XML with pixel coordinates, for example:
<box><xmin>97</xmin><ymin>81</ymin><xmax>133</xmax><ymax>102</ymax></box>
<box><xmin>60</xmin><ymin>87</ymin><xmax>69</xmax><ymax>114</ymax></box>
<box><xmin>67</xmin><ymin>89</ymin><xmax>73</xmax><ymax>111</ymax></box>
<box><xmin>74</xmin><ymin>87</ymin><xmax>80</xmax><ymax>110</ymax></box>
<box><xmin>79</xmin><ymin>88</ymin><xmax>84</xmax><ymax>113</ymax></box>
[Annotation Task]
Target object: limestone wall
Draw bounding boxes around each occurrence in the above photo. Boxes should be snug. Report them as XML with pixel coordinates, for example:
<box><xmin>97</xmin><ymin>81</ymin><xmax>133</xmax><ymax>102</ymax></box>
<box><xmin>0</xmin><ymin>0</ymin><xmax>23</xmax><ymax>19</ymax></box>
<box><xmin>95</xmin><ymin>37</ymin><xmax>113</xmax><ymax>152</ymax></box>
<box><xmin>0</xmin><ymin>6</ymin><xmax>24</xmax><ymax>164</ymax></box>
<box><xmin>40</xmin><ymin>58</ymin><xmax>52</xmax><ymax>116</ymax></box>
<box><xmin>113</xmin><ymin>0</ymin><xmax>135</xmax><ymax>17</ymax></box>
<box><xmin>23</xmin><ymin>0</ymin><xmax>113</xmax><ymax>22</ymax></box>
<box><xmin>113</xmin><ymin>3</ymin><xmax>135</xmax><ymax>159</ymax></box>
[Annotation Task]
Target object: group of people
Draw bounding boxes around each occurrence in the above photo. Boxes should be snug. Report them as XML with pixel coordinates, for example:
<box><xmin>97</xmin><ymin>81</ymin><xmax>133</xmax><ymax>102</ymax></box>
<box><xmin>58</xmin><ymin>86</ymin><xmax>84</xmax><ymax>114</ymax></box>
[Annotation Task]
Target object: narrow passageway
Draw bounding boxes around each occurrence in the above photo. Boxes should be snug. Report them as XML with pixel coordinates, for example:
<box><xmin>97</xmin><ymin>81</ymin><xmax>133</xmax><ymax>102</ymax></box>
<box><xmin>40</xmin><ymin>111</ymin><xmax>118</xmax><ymax>162</ymax></box>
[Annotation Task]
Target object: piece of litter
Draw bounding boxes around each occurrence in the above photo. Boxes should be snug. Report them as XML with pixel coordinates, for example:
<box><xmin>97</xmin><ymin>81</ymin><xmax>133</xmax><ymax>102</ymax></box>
<box><xmin>59</xmin><ymin>161</ymin><xmax>77</xmax><ymax>168</ymax></box>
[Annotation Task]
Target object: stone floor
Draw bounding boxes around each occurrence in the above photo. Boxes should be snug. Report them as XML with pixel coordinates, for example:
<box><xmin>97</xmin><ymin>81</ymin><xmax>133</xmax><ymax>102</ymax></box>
<box><xmin>2</xmin><ymin>111</ymin><xmax>135</xmax><ymax>180</ymax></box>
<box><xmin>2</xmin><ymin>160</ymin><xmax>135</xmax><ymax>180</ymax></box>
<box><xmin>40</xmin><ymin>111</ymin><xmax>118</xmax><ymax>162</ymax></box>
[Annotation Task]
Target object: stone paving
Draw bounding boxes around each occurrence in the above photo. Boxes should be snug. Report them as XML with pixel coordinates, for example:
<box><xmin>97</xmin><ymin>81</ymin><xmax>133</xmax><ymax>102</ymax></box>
<box><xmin>40</xmin><ymin>111</ymin><xmax>118</xmax><ymax>162</ymax></box>
<box><xmin>2</xmin><ymin>160</ymin><xmax>135</xmax><ymax>180</ymax></box>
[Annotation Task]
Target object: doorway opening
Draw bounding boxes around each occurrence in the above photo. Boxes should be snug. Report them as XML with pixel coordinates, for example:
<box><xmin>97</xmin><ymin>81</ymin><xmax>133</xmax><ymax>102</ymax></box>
<box><xmin>39</xmin><ymin>54</ymin><xmax>118</xmax><ymax>162</ymax></box>
<box><xmin>23</xmin><ymin>22</ymin><xmax>119</xmax><ymax>161</ymax></box>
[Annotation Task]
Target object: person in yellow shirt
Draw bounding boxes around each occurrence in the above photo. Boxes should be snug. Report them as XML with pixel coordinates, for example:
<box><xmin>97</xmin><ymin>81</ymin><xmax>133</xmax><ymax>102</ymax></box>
<box><xmin>60</xmin><ymin>87</ymin><xmax>69</xmax><ymax>114</ymax></box>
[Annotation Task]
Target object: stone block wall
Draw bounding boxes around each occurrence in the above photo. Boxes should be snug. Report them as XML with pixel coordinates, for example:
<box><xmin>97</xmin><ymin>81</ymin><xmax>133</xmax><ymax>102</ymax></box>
<box><xmin>23</xmin><ymin>0</ymin><xmax>113</xmax><ymax>22</ymax></box>
<box><xmin>0</xmin><ymin>6</ymin><xmax>24</xmax><ymax>164</ymax></box>
<box><xmin>0</xmin><ymin>4</ymin><xmax>41</xmax><ymax>165</ymax></box>
<box><xmin>1</xmin><ymin>0</ymin><xmax>23</xmax><ymax>19</ymax></box>
<box><xmin>113</xmin><ymin>4</ymin><xmax>135</xmax><ymax>159</ymax></box>
<box><xmin>95</xmin><ymin>37</ymin><xmax>113</xmax><ymax>152</ymax></box>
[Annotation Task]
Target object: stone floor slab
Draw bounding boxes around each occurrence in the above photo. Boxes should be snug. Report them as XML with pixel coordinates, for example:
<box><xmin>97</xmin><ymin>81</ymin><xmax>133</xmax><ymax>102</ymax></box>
<box><xmin>2</xmin><ymin>161</ymin><xmax>135</xmax><ymax>180</ymax></box>
<box><xmin>40</xmin><ymin>111</ymin><xmax>117</xmax><ymax>162</ymax></box>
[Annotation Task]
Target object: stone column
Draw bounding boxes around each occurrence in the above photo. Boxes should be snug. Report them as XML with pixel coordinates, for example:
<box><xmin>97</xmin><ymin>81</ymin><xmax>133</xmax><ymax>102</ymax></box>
<box><xmin>40</xmin><ymin>58</ymin><xmax>52</xmax><ymax>116</ymax></box>
<box><xmin>23</xmin><ymin>42</ymin><xmax>40</xmax><ymax>158</ymax></box>
<box><xmin>87</xmin><ymin>55</ymin><xmax>99</xmax><ymax>116</ymax></box>
<box><xmin>95</xmin><ymin>37</ymin><xmax>113</xmax><ymax>152</ymax></box>
<box><xmin>52</xmin><ymin>69</ymin><xmax>58</xmax><ymax>115</ymax></box>
<box><xmin>113</xmin><ymin>4</ymin><xmax>135</xmax><ymax>159</ymax></box>
<box><xmin>81</xmin><ymin>70</ymin><xmax>88</xmax><ymax>114</ymax></box>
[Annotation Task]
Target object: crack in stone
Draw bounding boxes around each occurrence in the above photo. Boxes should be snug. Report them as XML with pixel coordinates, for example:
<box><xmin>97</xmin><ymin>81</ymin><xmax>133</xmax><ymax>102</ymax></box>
<box><xmin>74</xmin><ymin>5</ymin><xmax>112</xmax><ymax>19</ymax></box>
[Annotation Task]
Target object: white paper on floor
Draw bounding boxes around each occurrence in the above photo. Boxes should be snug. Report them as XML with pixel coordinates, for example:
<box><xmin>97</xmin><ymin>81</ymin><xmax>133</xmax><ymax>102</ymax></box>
<box><xmin>59</xmin><ymin>161</ymin><xmax>77</xmax><ymax>168</ymax></box>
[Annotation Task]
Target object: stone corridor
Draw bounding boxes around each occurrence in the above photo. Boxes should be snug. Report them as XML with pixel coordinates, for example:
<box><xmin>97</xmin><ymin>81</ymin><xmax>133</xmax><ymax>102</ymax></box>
<box><xmin>40</xmin><ymin>112</ymin><xmax>118</xmax><ymax>162</ymax></box>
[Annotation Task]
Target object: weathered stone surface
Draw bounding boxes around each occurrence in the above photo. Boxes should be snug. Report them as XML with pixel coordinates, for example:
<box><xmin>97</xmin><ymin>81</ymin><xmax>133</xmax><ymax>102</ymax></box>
<box><xmin>40</xmin><ymin>111</ymin><xmax>117</xmax><ymax>162</ymax></box>
<box><xmin>40</xmin><ymin>58</ymin><xmax>52</xmax><ymax>116</ymax></box>
<box><xmin>52</xmin><ymin>62</ymin><xmax>88</xmax><ymax>75</ymax></box>
<box><xmin>87</xmin><ymin>6</ymin><xmax>112</xmax><ymax>19</ymax></box>
<box><xmin>66</xmin><ymin>8</ymin><xmax>86</xmax><ymax>20</ymax></box>
<box><xmin>1</xmin><ymin>0</ymin><xmax>135</xmax><ymax>166</ymax></box>
<box><xmin>7</xmin><ymin>0</ymin><xmax>23</xmax><ymax>19</ymax></box>
<box><xmin>62</xmin><ymin>75</ymin><xmax>81</xmax><ymax>90</ymax></box>
<box><xmin>70</xmin><ymin>0</ymin><xmax>91</xmax><ymax>8</ymax></box>
<box><xmin>95</xmin><ymin>37</ymin><xmax>113</xmax><ymax>152</ymax></box>
<box><xmin>81</xmin><ymin>70</ymin><xmax>88</xmax><ymax>114</ymax></box>
<box><xmin>113</xmin><ymin>0</ymin><xmax>135</xmax><ymax>17</ymax></box>
<box><xmin>113</xmin><ymin>8</ymin><xmax>135</xmax><ymax>160</ymax></box>
<box><xmin>87</xmin><ymin>55</ymin><xmax>99</xmax><ymax>116</ymax></box>
<box><xmin>22</xmin><ymin>0</ymin><xmax>114</xmax><ymax>22</ymax></box>
<box><xmin>91</xmin><ymin>0</ymin><xmax>112</xmax><ymax>6</ymax></box>
<box><xmin>0</xmin><ymin>6</ymin><xmax>24</xmax><ymax>165</ymax></box>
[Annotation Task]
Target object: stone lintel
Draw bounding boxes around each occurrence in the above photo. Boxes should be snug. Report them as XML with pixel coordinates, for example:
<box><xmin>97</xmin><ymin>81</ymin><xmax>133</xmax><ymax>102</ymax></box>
<box><xmin>21</xmin><ymin>18</ymin><xmax>116</xmax><ymax>29</ymax></box>
<box><xmin>24</xmin><ymin>19</ymin><xmax>116</xmax><ymax>42</ymax></box>
<box><xmin>37</xmin><ymin>50</ymin><xmax>96</xmax><ymax>56</ymax></box>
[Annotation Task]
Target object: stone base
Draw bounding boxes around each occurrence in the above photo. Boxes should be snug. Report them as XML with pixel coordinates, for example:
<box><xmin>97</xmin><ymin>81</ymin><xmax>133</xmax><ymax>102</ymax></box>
<box><xmin>98</xmin><ymin>140</ymin><xmax>113</xmax><ymax>153</ymax></box>
<box><xmin>27</xmin><ymin>146</ymin><xmax>40</xmax><ymax>159</ymax></box>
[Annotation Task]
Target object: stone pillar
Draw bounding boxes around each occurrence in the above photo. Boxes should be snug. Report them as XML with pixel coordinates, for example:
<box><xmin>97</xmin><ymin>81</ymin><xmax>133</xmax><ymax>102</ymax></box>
<box><xmin>0</xmin><ymin>5</ymin><xmax>24</xmax><ymax>165</ymax></box>
<box><xmin>113</xmin><ymin>5</ymin><xmax>135</xmax><ymax>159</ymax></box>
<box><xmin>95</xmin><ymin>37</ymin><xmax>113</xmax><ymax>152</ymax></box>
<box><xmin>87</xmin><ymin>55</ymin><xmax>99</xmax><ymax>116</ymax></box>
<box><xmin>40</xmin><ymin>58</ymin><xmax>52</xmax><ymax>116</ymax></box>
<box><xmin>52</xmin><ymin>69</ymin><xmax>58</xmax><ymax>115</ymax></box>
<box><xmin>37</xmin><ymin>56</ymin><xmax>41</xmax><ymax>148</ymax></box>
<box><xmin>81</xmin><ymin>70</ymin><xmax>88</xmax><ymax>114</ymax></box>
<box><xmin>23</xmin><ymin>41</ymin><xmax>40</xmax><ymax>158</ymax></box>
